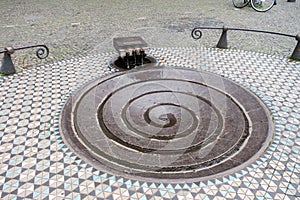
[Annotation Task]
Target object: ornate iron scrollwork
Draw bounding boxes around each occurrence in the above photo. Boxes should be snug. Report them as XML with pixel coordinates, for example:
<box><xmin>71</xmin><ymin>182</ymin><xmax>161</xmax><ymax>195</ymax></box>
<box><xmin>0</xmin><ymin>44</ymin><xmax>49</xmax><ymax>75</ymax></box>
<box><xmin>191</xmin><ymin>26</ymin><xmax>299</xmax><ymax>60</ymax></box>
<box><xmin>191</xmin><ymin>28</ymin><xmax>203</xmax><ymax>40</ymax></box>
<box><xmin>35</xmin><ymin>45</ymin><xmax>49</xmax><ymax>59</ymax></box>
<box><xmin>0</xmin><ymin>44</ymin><xmax>49</xmax><ymax>59</ymax></box>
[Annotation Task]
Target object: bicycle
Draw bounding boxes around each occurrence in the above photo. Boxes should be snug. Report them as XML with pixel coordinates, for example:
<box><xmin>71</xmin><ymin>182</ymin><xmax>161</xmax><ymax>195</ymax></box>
<box><xmin>232</xmin><ymin>0</ymin><xmax>277</xmax><ymax>12</ymax></box>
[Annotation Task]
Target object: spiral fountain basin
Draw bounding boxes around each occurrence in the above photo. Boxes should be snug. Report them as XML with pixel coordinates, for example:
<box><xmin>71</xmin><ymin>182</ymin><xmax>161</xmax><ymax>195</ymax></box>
<box><xmin>60</xmin><ymin>66</ymin><xmax>273</xmax><ymax>182</ymax></box>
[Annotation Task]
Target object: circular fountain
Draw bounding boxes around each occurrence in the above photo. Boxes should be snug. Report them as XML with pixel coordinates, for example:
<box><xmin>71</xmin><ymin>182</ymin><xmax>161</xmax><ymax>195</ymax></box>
<box><xmin>60</xmin><ymin>65</ymin><xmax>273</xmax><ymax>183</ymax></box>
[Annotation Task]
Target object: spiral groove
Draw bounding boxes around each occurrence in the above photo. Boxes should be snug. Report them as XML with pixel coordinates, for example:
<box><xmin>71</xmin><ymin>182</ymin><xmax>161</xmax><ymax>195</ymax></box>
<box><xmin>60</xmin><ymin>66</ymin><xmax>272</xmax><ymax>182</ymax></box>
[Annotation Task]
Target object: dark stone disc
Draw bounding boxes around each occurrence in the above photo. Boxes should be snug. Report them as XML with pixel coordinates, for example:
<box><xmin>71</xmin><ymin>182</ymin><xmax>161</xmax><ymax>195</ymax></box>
<box><xmin>60</xmin><ymin>66</ymin><xmax>273</xmax><ymax>183</ymax></box>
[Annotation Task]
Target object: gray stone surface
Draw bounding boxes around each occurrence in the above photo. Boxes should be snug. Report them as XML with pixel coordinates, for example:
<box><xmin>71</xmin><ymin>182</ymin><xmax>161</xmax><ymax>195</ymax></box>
<box><xmin>0</xmin><ymin>0</ymin><xmax>299</xmax><ymax>67</ymax></box>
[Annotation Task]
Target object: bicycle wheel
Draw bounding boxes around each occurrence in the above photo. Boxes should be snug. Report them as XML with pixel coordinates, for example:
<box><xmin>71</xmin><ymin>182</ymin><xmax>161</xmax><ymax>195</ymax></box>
<box><xmin>232</xmin><ymin>0</ymin><xmax>250</xmax><ymax>8</ymax></box>
<box><xmin>250</xmin><ymin>0</ymin><xmax>275</xmax><ymax>12</ymax></box>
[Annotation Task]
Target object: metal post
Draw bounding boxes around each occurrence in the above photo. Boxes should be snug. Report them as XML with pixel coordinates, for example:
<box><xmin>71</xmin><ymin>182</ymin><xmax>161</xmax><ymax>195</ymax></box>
<box><xmin>217</xmin><ymin>26</ymin><xmax>228</xmax><ymax>49</ymax></box>
<box><xmin>291</xmin><ymin>34</ymin><xmax>300</xmax><ymax>61</ymax></box>
<box><xmin>0</xmin><ymin>47</ymin><xmax>16</xmax><ymax>75</ymax></box>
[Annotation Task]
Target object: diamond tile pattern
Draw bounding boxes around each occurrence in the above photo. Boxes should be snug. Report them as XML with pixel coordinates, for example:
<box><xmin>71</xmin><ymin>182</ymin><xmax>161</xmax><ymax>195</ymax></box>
<box><xmin>0</xmin><ymin>48</ymin><xmax>300</xmax><ymax>199</ymax></box>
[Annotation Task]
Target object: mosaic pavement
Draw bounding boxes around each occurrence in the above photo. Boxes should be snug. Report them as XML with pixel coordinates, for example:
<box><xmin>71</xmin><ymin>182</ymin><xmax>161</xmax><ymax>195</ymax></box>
<box><xmin>0</xmin><ymin>47</ymin><xmax>299</xmax><ymax>199</ymax></box>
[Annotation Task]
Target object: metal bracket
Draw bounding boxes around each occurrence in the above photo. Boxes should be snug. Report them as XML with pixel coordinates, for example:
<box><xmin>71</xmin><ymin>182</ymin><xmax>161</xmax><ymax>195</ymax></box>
<box><xmin>0</xmin><ymin>45</ymin><xmax>49</xmax><ymax>75</ymax></box>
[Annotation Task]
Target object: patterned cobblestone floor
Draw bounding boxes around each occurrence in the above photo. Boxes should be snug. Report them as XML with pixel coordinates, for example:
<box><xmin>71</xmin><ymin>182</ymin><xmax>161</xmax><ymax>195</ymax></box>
<box><xmin>0</xmin><ymin>47</ymin><xmax>299</xmax><ymax>199</ymax></box>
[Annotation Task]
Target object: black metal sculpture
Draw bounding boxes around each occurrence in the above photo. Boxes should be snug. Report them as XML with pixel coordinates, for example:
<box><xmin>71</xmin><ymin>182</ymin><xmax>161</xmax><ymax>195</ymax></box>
<box><xmin>192</xmin><ymin>26</ymin><xmax>299</xmax><ymax>61</ymax></box>
<box><xmin>0</xmin><ymin>45</ymin><xmax>49</xmax><ymax>75</ymax></box>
